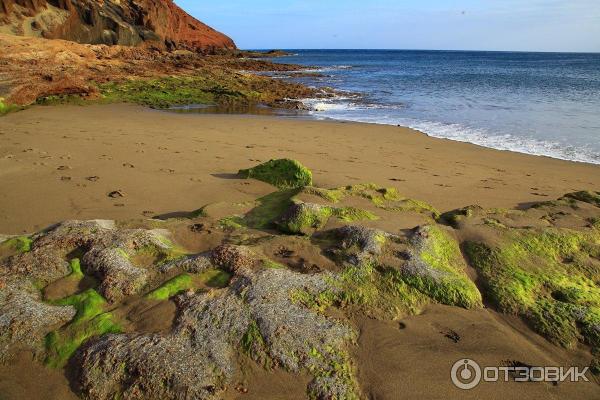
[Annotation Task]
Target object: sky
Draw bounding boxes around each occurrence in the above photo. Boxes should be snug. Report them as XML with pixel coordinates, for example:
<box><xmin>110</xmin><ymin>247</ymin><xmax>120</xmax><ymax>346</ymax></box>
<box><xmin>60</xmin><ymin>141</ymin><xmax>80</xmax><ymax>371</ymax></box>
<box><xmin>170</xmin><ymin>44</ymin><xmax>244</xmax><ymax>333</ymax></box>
<box><xmin>177</xmin><ymin>0</ymin><xmax>600</xmax><ymax>52</ymax></box>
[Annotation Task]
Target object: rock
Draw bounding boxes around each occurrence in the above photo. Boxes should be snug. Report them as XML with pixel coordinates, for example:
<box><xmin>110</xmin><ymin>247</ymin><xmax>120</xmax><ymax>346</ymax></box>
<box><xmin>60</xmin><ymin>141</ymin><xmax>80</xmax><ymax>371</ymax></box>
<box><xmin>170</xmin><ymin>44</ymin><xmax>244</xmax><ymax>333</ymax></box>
<box><xmin>238</xmin><ymin>159</ymin><xmax>313</xmax><ymax>189</ymax></box>
<box><xmin>0</xmin><ymin>287</ymin><xmax>76</xmax><ymax>361</ymax></box>
<box><xmin>0</xmin><ymin>0</ymin><xmax>236</xmax><ymax>52</ymax></box>
<box><xmin>210</xmin><ymin>244</ymin><xmax>257</xmax><ymax>273</ymax></box>
<box><xmin>2</xmin><ymin>220</ymin><xmax>176</xmax><ymax>303</ymax></box>
<box><xmin>77</xmin><ymin>267</ymin><xmax>359</xmax><ymax>400</ymax></box>
<box><xmin>277</xmin><ymin>202</ymin><xmax>332</xmax><ymax>235</ymax></box>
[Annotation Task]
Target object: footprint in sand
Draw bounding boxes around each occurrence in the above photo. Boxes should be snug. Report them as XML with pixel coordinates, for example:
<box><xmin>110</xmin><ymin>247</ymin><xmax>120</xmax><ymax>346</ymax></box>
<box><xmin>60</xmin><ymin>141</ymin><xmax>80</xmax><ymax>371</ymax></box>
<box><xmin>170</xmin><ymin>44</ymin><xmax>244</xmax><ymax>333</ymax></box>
<box><xmin>389</xmin><ymin>178</ymin><xmax>406</xmax><ymax>182</ymax></box>
<box><xmin>60</xmin><ymin>176</ymin><xmax>71</xmax><ymax>181</ymax></box>
<box><xmin>441</xmin><ymin>329</ymin><xmax>461</xmax><ymax>343</ymax></box>
<box><xmin>123</xmin><ymin>163</ymin><xmax>135</xmax><ymax>168</ymax></box>
<box><xmin>160</xmin><ymin>168</ymin><xmax>175</xmax><ymax>174</ymax></box>
<box><xmin>57</xmin><ymin>165</ymin><xmax>71</xmax><ymax>171</ymax></box>
<box><xmin>108</xmin><ymin>190</ymin><xmax>125</xmax><ymax>198</ymax></box>
<box><xmin>86</xmin><ymin>176</ymin><xmax>100</xmax><ymax>182</ymax></box>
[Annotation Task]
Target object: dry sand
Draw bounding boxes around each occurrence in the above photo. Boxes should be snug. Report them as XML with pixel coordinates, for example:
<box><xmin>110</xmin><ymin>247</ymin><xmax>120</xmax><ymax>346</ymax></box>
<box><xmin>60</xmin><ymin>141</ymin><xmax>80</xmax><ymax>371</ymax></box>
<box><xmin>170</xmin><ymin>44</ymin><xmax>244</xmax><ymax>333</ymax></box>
<box><xmin>1</xmin><ymin>103</ymin><xmax>599</xmax><ymax>235</ymax></box>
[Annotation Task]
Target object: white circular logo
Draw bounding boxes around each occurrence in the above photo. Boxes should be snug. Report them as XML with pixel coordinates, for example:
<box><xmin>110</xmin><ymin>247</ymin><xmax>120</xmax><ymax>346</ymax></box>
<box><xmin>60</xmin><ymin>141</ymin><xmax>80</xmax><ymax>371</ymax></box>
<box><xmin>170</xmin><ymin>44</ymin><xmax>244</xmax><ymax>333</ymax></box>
<box><xmin>451</xmin><ymin>359</ymin><xmax>482</xmax><ymax>390</ymax></box>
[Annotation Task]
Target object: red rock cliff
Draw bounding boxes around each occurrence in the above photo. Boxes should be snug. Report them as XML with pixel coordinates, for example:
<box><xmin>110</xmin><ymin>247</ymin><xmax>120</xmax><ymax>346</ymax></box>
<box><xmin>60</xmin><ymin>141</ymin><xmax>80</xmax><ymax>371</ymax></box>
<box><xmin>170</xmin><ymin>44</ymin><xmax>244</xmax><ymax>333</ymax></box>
<box><xmin>0</xmin><ymin>0</ymin><xmax>236</xmax><ymax>51</ymax></box>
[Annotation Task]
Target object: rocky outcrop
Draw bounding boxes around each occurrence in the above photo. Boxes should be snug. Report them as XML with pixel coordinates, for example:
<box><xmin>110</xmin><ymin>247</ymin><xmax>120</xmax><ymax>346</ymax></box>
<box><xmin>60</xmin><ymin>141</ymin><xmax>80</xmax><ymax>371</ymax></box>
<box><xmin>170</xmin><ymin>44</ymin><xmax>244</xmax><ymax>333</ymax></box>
<box><xmin>0</xmin><ymin>0</ymin><xmax>235</xmax><ymax>51</ymax></box>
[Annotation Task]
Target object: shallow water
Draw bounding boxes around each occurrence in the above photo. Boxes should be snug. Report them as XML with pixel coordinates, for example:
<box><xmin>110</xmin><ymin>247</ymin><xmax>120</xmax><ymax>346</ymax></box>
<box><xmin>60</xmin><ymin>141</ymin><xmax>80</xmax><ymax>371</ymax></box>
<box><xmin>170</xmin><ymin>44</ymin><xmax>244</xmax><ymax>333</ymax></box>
<box><xmin>268</xmin><ymin>50</ymin><xmax>600</xmax><ymax>165</ymax></box>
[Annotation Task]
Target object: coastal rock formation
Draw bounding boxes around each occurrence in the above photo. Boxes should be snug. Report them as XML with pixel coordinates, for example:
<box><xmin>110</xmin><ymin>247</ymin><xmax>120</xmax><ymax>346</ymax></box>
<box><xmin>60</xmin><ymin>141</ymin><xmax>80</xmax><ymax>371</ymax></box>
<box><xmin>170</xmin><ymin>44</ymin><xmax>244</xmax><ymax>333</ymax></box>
<box><xmin>0</xmin><ymin>32</ymin><xmax>317</xmax><ymax>107</ymax></box>
<box><xmin>0</xmin><ymin>0</ymin><xmax>235</xmax><ymax>51</ymax></box>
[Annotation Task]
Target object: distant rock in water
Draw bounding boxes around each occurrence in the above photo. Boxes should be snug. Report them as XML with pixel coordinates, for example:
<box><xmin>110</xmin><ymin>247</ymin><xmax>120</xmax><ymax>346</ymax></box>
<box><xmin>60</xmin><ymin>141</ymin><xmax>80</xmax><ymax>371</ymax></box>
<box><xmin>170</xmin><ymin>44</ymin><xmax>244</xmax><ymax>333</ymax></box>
<box><xmin>0</xmin><ymin>0</ymin><xmax>236</xmax><ymax>51</ymax></box>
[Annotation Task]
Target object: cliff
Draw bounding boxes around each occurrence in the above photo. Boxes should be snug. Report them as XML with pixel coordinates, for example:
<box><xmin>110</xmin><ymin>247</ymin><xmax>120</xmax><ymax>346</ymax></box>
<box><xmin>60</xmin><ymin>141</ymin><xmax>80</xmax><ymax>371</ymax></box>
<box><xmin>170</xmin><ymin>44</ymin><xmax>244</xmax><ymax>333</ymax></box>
<box><xmin>0</xmin><ymin>0</ymin><xmax>235</xmax><ymax>51</ymax></box>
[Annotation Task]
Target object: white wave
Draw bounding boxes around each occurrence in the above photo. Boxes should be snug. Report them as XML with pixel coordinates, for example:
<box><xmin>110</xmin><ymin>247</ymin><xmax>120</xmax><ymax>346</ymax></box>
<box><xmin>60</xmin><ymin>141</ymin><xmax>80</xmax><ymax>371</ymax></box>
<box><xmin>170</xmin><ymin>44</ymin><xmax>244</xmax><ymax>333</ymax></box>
<box><xmin>301</xmin><ymin>105</ymin><xmax>600</xmax><ymax>165</ymax></box>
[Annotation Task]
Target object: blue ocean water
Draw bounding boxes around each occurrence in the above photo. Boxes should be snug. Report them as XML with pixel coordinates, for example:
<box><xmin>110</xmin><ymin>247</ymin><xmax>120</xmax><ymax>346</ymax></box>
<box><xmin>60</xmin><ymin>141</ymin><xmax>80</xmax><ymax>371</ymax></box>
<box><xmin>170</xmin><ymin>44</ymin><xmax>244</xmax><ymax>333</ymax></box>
<box><xmin>269</xmin><ymin>50</ymin><xmax>600</xmax><ymax>164</ymax></box>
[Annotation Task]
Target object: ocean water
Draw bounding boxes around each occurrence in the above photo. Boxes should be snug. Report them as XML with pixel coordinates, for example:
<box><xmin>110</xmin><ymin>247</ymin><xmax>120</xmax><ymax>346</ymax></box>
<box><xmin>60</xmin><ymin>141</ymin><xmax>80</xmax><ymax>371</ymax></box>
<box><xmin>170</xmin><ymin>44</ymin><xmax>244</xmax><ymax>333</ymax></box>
<box><xmin>268</xmin><ymin>50</ymin><xmax>600</xmax><ymax>165</ymax></box>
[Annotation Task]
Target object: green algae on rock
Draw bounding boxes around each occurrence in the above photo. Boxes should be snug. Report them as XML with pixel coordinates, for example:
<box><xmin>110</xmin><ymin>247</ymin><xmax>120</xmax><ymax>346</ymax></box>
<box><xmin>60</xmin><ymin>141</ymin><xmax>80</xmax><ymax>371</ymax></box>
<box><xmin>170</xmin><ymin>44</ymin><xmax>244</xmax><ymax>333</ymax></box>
<box><xmin>45</xmin><ymin>289</ymin><xmax>121</xmax><ymax>368</ymax></box>
<box><xmin>465</xmin><ymin>227</ymin><xmax>600</xmax><ymax>348</ymax></box>
<box><xmin>0</xmin><ymin>235</ymin><xmax>33</xmax><ymax>253</ymax></box>
<box><xmin>238</xmin><ymin>159</ymin><xmax>313</xmax><ymax>189</ymax></box>
<box><xmin>563</xmin><ymin>191</ymin><xmax>600</xmax><ymax>208</ymax></box>
<box><xmin>401</xmin><ymin>225</ymin><xmax>482</xmax><ymax>309</ymax></box>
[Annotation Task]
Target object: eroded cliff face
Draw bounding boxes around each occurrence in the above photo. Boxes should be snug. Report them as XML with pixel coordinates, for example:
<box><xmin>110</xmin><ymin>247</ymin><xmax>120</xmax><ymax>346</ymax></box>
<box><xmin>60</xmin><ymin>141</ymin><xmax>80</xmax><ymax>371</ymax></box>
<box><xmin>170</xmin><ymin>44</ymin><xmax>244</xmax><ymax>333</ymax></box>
<box><xmin>0</xmin><ymin>0</ymin><xmax>235</xmax><ymax>51</ymax></box>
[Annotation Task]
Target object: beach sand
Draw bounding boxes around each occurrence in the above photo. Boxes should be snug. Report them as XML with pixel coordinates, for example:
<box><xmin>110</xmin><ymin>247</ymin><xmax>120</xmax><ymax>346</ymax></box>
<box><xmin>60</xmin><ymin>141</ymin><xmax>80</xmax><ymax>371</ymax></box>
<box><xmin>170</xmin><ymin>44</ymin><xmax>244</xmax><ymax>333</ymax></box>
<box><xmin>1</xmin><ymin>103</ymin><xmax>600</xmax><ymax>399</ymax></box>
<box><xmin>1</xmin><ymin>103</ymin><xmax>599</xmax><ymax>235</ymax></box>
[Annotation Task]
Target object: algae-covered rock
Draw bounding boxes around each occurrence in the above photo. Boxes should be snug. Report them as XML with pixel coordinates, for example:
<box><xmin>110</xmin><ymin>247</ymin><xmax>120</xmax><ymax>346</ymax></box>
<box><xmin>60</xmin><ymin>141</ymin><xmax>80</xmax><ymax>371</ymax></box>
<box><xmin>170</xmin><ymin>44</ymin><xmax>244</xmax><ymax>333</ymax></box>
<box><xmin>78</xmin><ymin>267</ymin><xmax>359</xmax><ymax>400</ymax></box>
<box><xmin>400</xmin><ymin>225</ymin><xmax>482</xmax><ymax>309</ymax></box>
<box><xmin>438</xmin><ymin>205</ymin><xmax>483</xmax><ymax>228</ymax></box>
<box><xmin>277</xmin><ymin>202</ymin><xmax>334</xmax><ymax>235</ymax></box>
<box><xmin>238</xmin><ymin>159</ymin><xmax>313</xmax><ymax>189</ymax></box>
<box><xmin>563</xmin><ymin>191</ymin><xmax>600</xmax><ymax>208</ymax></box>
<box><xmin>277</xmin><ymin>202</ymin><xmax>378</xmax><ymax>236</ymax></box>
<box><xmin>464</xmin><ymin>227</ymin><xmax>600</xmax><ymax>348</ymax></box>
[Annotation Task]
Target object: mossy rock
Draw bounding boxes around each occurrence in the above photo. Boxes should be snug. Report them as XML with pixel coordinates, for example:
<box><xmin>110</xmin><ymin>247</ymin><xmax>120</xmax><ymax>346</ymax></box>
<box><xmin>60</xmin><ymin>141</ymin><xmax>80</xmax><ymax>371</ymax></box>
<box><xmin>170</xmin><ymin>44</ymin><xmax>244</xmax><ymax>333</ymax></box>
<box><xmin>464</xmin><ymin>227</ymin><xmax>600</xmax><ymax>348</ymax></box>
<box><xmin>238</xmin><ymin>159</ymin><xmax>313</xmax><ymax>189</ymax></box>
<box><xmin>563</xmin><ymin>191</ymin><xmax>600</xmax><ymax>208</ymax></box>
<box><xmin>0</xmin><ymin>236</ymin><xmax>33</xmax><ymax>253</ymax></box>
<box><xmin>277</xmin><ymin>202</ymin><xmax>378</xmax><ymax>236</ymax></box>
<box><xmin>438</xmin><ymin>206</ymin><xmax>483</xmax><ymax>228</ymax></box>
<box><xmin>277</xmin><ymin>203</ymin><xmax>333</xmax><ymax>235</ymax></box>
<box><xmin>401</xmin><ymin>225</ymin><xmax>482</xmax><ymax>309</ymax></box>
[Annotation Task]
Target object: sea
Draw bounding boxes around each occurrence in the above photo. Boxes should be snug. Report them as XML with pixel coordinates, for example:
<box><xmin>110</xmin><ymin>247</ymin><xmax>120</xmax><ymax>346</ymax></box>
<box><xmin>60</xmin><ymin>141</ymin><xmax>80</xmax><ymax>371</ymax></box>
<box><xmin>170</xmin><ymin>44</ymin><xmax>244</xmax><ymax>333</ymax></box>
<box><xmin>267</xmin><ymin>50</ymin><xmax>600</xmax><ymax>165</ymax></box>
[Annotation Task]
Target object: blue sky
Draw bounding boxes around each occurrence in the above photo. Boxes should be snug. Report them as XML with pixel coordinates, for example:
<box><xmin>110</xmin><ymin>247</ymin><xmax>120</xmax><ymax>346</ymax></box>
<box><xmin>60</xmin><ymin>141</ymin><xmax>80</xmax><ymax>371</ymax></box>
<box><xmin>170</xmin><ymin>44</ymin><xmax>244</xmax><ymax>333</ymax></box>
<box><xmin>178</xmin><ymin>0</ymin><xmax>600</xmax><ymax>52</ymax></box>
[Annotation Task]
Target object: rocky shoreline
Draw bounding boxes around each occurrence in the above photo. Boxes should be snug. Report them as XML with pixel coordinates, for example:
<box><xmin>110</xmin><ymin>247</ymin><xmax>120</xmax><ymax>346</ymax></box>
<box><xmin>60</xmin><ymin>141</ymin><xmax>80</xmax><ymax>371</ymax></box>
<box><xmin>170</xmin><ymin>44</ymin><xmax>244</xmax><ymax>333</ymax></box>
<box><xmin>0</xmin><ymin>33</ymin><xmax>333</xmax><ymax>113</ymax></box>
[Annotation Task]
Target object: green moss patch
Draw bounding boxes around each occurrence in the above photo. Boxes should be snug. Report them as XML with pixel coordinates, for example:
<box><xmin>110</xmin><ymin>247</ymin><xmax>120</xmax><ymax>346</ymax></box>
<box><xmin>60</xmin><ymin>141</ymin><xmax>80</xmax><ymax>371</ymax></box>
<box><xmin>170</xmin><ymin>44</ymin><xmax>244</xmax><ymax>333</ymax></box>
<box><xmin>292</xmin><ymin>262</ymin><xmax>430</xmax><ymax>320</ymax></box>
<box><xmin>99</xmin><ymin>76</ymin><xmax>260</xmax><ymax>109</ymax></box>
<box><xmin>238</xmin><ymin>159</ymin><xmax>313</xmax><ymax>189</ymax></box>
<box><xmin>45</xmin><ymin>289</ymin><xmax>121</xmax><ymax>368</ymax></box>
<box><xmin>0</xmin><ymin>98</ymin><xmax>23</xmax><ymax>116</ymax></box>
<box><xmin>464</xmin><ymin>227</ymin><xmax>600</xmax><ymax>348</ymax></box>
<box><xmin>199</xmin><ymin>269</ymin><xmax>232</xmax><ymax>288</ymax></box>
<box><xmin>242</xmin><ymin>189</ymin><xmax>299</xmax><ymax>229</ymax></box>
<box><xmin>401</xmin><ymin>226</ymin><xmax>482</xmax><ymax>309</ymax></box>
<box><xmin>0</xmin><ymin>236</ymin><xmax>33</xmax><ymax>253</ymax></box>
<box><xmin>301</xmin><ymin>184</ymin><xmax>439</xmax><ymax>218</ymax></box>
<box><xmin>146</xmin><ymin>274</ymin><xmax>194</xmax><ymax>300</ymax></box>
<box><xmin>68</xmin><ymin>258</ymin><xmax>84</xmax><ymax>280</ymax></box>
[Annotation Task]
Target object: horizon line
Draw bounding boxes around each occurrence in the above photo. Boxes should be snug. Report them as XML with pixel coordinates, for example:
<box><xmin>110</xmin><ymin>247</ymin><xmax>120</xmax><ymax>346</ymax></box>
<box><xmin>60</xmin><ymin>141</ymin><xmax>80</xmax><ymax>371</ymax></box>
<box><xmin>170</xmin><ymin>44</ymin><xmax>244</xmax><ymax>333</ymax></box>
<box><xmin>244</xmin><ymin>48</ymin><xmax>600</xmax><ymax>55</ymax></box>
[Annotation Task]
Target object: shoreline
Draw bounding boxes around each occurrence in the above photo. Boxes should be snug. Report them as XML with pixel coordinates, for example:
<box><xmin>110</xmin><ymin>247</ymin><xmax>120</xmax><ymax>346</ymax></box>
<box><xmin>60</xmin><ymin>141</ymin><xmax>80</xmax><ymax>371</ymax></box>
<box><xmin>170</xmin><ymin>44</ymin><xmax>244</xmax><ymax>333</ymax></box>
<box><xmin>1</xmin><ymin>103</ymin><xmax>599</xmax><ymax>234</ymax></box>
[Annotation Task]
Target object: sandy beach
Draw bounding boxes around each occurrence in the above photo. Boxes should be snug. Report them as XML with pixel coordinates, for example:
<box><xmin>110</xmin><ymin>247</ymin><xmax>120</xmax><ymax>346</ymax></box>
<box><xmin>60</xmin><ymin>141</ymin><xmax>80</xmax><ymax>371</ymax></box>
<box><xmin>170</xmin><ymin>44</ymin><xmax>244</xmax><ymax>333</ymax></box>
<box><xmin>1</xmin><ymin>103</ymin><xmax>599</xmax><ymax>235</ymax></box>
<box><xmin>1</xmin><ymin>103</ymin><xmax>600</xmax><ymax>399</ymax></box>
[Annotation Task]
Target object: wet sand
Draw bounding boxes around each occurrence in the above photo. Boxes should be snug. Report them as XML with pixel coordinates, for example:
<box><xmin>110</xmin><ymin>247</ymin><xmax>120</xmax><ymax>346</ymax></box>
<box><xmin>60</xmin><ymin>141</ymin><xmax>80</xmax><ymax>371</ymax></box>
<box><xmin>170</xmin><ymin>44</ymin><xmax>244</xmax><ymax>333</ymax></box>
<box><xmin>1</xmin><ymin>103</ymin><xmax>599</xmax><ymax>234</ymax></box>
